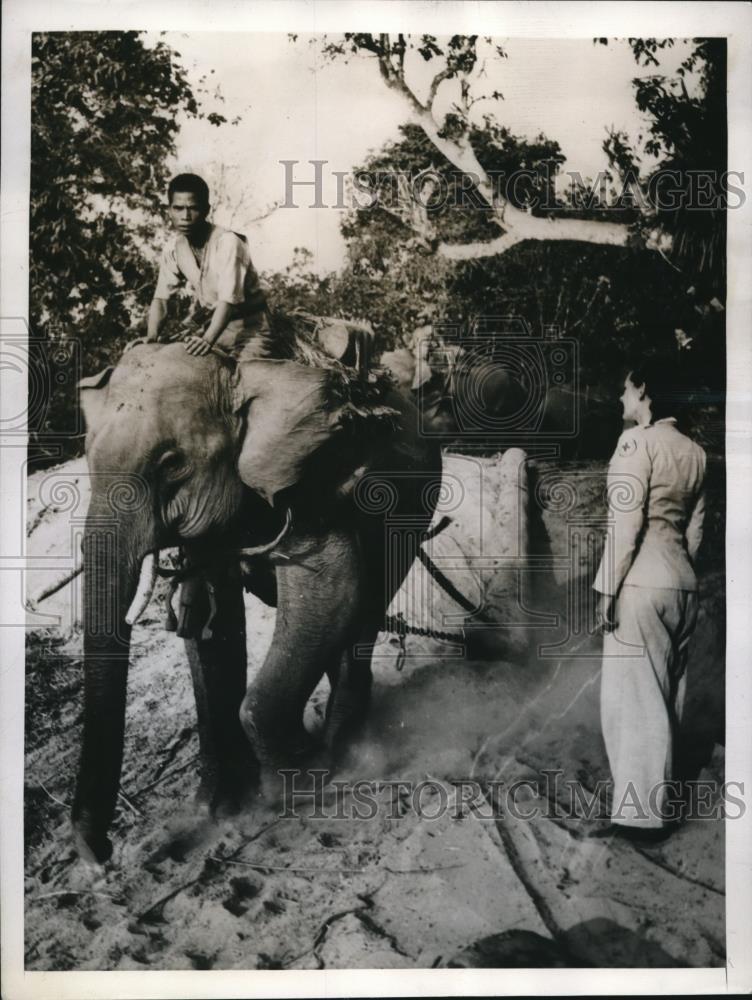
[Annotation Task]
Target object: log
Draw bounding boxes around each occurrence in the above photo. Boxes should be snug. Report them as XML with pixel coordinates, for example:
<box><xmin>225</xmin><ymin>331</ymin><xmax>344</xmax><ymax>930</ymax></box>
<box><xmin>28</xmin><ymin>564</ymin><xmax>83</xmax><ymax>609</ymax></box>
<box><xmin>384</xmin><ymin>448</ymin><xmax>529</xmax><ymax>666</ymax></box>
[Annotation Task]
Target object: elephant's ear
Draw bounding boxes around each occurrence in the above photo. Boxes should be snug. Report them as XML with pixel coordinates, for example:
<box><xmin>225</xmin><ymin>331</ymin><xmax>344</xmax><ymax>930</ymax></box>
<box><xmin>233</xmin><ymin>359</ymin><xmax>398</xmax><ymax>505</ymax></box>
<box><xmin>381</xmin><ymin>349</ymin><xmax>417</xmax><ymax>391</ymax></box>
<box><xmin>315</xmin><ymin>319</ymin><xmax>350</xmax><ymax>362</ymax></box>
<box><xmin>411</xmin><ymin>338</ymin><xmax>434</xmax><ymax>390</ymax></box>
<box><xmin>78</xmin><ymin>367</ymin><xmax>114</xmax><ymax>436</ymax></box>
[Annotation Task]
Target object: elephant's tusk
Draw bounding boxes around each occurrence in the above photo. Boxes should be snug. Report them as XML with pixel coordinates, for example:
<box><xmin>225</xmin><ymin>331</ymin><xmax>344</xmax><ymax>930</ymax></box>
<box><xmin>239</xmin><ymin>508</ymin><xmax>292</xmax><ymax>557</ymax></box>
<box><xmin>125</xmin><ymin>552</ymin><xmax>157</xmax><ymax>625</ymax></box>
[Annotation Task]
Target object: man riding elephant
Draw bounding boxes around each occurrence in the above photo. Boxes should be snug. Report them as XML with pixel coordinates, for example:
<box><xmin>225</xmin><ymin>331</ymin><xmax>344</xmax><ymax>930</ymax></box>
<box><xmin>145</xmin><ymin>172</ymin><xmax>276</xmax><ymax>360</ymax></box>
<box><xmin>145</xmin><ymin>172</ymin><xmax>375</xmax><ymax>371</ymax></box>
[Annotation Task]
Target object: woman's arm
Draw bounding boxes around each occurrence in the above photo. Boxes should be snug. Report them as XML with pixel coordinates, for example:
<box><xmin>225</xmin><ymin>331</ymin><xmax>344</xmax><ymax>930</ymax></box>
<box><xmin>593</xmin><ymin>430</ymin><xmax>651</xmax><ymax>599</ymax></box>
<box><xmin>686</xmin><ymin>487</ymin><xmax>706</xmax><ymax>564</ymax></box>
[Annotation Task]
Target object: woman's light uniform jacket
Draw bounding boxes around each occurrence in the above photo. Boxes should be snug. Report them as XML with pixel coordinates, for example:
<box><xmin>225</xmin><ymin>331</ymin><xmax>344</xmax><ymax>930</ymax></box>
<box><xmin>593</xmin><ymin>417</ymin><xmax>706</xmax><ymax>597</ymax></box>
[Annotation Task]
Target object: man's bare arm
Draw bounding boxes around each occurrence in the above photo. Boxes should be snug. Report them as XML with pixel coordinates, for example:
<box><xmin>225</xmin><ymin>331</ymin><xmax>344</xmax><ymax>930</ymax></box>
<box><xmin>184</xmin><ymin>301</ymin><xmax>234</xmax><ymax>356</ymax></box>
<box><xmin>203</xmin><ymin>301</ymin><xmax>234</xmax><ymax>345</ymax></box>
<box><xmin>146</xmin><ymin>298</ymin><xmax>168</xmax><ymax>341</ymax></box>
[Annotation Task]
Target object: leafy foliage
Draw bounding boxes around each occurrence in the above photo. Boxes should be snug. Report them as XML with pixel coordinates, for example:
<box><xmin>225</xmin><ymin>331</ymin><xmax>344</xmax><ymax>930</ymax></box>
<box><xmin>263</xmin><ymin>249</ymin><xmax>339</xmax><ymax>317</ymax></box>
<box><xmin>446</xmin><ymin>240</ymin><xmax>689</xmax><ymax>395</ymax></box>
<box><xmin>318</xmin><ymin>33</ymin><xmax>505</xmax><ymax>80</ymax></box>
<box><xmin>323</xmin><ymin>124</ymin><xmax>646</xmax><ymax>352</ymax></box>
<box><xmin>307</xmin><ymin>37</ymin><xmax>725</xmax><ymax>431</ymax></box>
<box><xmin>602</xmin><ymin>38</ymin><xmax>727</xmax><ymax>296</ymax></box>
<box><xmin>317</xmin><ymin>122</ymin><xmax>566</xmax><ymax>337</ymax></box>
<box><xmin>30</xmin><ymin>31</ymin><xmax>229</xmax><ymax>464</ymax></box>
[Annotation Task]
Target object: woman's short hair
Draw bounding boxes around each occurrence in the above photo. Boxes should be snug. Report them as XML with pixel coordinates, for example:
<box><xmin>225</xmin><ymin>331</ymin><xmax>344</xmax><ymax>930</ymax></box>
<box><xmin>628</xmin><ymin>355</ymin><xmax>688</xmax><ymax>423</ymax></box>
<box><xmin>167</xmin><ymin>173</ymin><xmax>210</xmax><ymax>209</ymax></box>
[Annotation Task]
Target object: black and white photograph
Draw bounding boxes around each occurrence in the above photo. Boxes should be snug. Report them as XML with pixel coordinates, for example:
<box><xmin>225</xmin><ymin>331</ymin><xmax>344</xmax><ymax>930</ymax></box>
<box><xmin>1</xmin><ymin>2</ymin><xmax>751</xmax><ymax>996</ymax></box>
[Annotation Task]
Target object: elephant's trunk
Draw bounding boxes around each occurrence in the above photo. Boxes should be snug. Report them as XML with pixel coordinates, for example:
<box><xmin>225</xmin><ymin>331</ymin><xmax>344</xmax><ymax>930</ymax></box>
<box><xmin>72</xmin><ymin>502</ymin><xmax>146</xmax><ymax>864</ymax></box>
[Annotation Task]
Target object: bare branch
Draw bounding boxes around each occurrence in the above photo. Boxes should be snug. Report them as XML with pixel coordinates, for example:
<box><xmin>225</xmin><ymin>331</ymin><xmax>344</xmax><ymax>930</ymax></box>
<box><xmin>247</xmin><ymin>200</ymin><xmax>283</xmax><ymax>224</ymax></box>
<box><xmin>438</xmin><ymin>215</ymin><xmax>631</xmax><ymax>260</ymax></box>
<box><xmin>438</xmin><ymin>231</ymin><xmax>521</xmax><ymax>260</ymax></box>
<box><xmin>316</xmin><ymin>33</ymin><xmax>652</xmax><ymax>260</ymax></box>
<box><xmin>459</xmin><ymin>78</ymin><xmax>471</xmax><ymax>115</ymax></box>
<box><xmin>427</xmin><ymin>67</ymin><xmax>455</xmax><ymax>109</ymax></box>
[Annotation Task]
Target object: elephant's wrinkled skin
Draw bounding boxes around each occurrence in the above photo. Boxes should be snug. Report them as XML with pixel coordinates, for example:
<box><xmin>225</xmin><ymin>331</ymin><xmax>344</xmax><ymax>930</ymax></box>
<box><xmin>381</xmin><ymin>343</ymin><xmax>527</xmax><ymax>438</ymax></box>
<box><xmin>381</xmin><ymin>342</ymin><xmax>620</xmax><ymax>457</ymax></box>
<box><xmin>73</xmin><ymin>343</ymin><xmax>441</xmax><ymax>863</ymax></box>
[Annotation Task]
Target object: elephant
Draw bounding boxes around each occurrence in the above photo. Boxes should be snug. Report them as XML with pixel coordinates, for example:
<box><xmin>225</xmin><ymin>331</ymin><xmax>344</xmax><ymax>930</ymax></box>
<box><xmin>380</xmin><ymin>340</ymin><xmax>528</xmax><ymax>439</ymax></box>
<box><xmin>73</xmin><ymin>342</ymin><xmax>441</xmax><ymax>863</ymax></box>
<box><xmin>380</xmin><ymin>338</ymin><xmax>620</xmax><ymax>457</ymax></box>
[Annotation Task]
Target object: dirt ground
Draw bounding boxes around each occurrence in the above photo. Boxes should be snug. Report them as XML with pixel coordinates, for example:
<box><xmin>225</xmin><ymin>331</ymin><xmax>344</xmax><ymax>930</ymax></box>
<box><xmin>23</xmin><ymin>454</ymin><xmax>726</xmax><ymax>970</ymax></box>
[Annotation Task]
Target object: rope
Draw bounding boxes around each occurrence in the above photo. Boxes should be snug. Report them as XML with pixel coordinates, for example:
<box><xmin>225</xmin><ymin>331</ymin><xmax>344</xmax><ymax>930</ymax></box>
<box><xmin>417</xmin><ymin>547</ymin><xmax>483</xmax><ymax>617</ymax></box>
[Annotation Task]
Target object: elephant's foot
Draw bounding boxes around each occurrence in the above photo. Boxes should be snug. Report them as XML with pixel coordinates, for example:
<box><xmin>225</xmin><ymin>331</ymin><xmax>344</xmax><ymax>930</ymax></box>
<box><xmin>324</xmin><ymin>697</ymin><xmax>371</xmax><ymax>752</ymax></box>
<box><xmin>324</xmin><ymin>673</ymin><xmax>372</xmax><ymax>753</ymax></box>
<box><xmin>255</xmin><ymin>733</ymin><xmax>323</xmax><ymax>805</ymax></box>
<box><xmin>195</xmin><ymin>767</ymin><xmax>260</xmax><ymax>818</ymax></box>
<box><xmin>72</xmin><ymin>816</ymin><xmax>113</xmax><ymax>866</ymax></box>
<box><xmin>239</xmin><ymin>702</ymin><xmax>322</xmax><ymax>804</ymax></box>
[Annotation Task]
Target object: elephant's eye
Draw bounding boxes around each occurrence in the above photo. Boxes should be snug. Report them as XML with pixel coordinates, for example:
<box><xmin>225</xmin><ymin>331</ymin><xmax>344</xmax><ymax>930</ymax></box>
<box><xmin>157</xmin><ymin>448</ymin><xmax>190</xmax><ymax>485</ymax></box>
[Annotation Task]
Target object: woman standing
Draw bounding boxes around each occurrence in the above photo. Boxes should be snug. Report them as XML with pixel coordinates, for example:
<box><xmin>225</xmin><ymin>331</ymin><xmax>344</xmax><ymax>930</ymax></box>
<box><xmin>592</xmin><ymin>358</ymin><xmax>707</xmax><ymax>843</ymax></box>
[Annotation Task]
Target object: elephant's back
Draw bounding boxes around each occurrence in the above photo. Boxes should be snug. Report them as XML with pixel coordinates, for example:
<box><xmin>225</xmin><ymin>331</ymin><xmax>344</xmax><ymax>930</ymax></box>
<box><xmin>453</xmin><ymin>360</ymin><xmax>526</xmax><ymax>426</ymax></box>
<box><xmin>110</xmin><ymin>343</ymin><xmax>227</xmax><ymax>395</ymax></box>
<box><xmin>385</xmin><ymin>386</ymin><xmax>442</xmax><ymax>473</ymax></box>
<box><xmin>351</xmin><ymin>385</ymin><xmax>442</xmax><ymax>532</ymax></box>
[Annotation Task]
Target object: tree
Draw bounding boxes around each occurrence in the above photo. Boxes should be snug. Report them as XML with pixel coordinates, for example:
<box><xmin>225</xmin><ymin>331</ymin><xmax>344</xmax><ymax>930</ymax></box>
<box><xmin>306</xmin><ymin>33</ymin><xmax>728</xmax><ymax>279</ymax></box>
<box><xmin>602</xmin><ymin>38</ymin><xmax>727</xmax><ymax>298</ymax></box>
<box><xmin>260</xmin><ymin>117</ymin><xmax>688</xmax><ymax>390</ymax></box>
<box><xmin>313</xmin><ymin>34</ymin><xmax>638</xmax><ymax>259</ymax></box>
<box><xmin>330</xmin><ymin>121</ymin><xmax>568</xmax><ymax>342</ymax></box>
<box><xmin>31</xmin><ymin>31</ymin><xmax>230</xmax><ymax>342</ymax></box>
<box><xmin>263</xmin><ymin>247</ymin><xmax>338</xmax><ymax>317</ymax></box>
<box><xmin>30</xmin><ymin>31</ymin><xmax>230</xmax><ymax>462</ymax></box>
<box><xmin>298</xmin><ymin>35</ymin><xmax>725</xmax><ymax>409</ymax></box>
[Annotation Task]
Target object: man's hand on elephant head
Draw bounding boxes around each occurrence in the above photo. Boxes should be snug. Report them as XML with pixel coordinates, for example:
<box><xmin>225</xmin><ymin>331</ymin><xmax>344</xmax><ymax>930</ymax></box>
<box><xmin>184</xmin><ymin>336</ymin><xmax>212</xmax><ymax>356</ymax></box>
<box><xmin>124</xmin><ymin>337</ymin><xmax>147</xmax><ymax>352</ymax></box>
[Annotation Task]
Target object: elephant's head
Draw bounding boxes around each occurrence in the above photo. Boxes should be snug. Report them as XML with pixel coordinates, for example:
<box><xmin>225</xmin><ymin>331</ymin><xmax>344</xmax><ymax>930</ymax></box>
<box><xmin>79</xmin><ymin>343</ymin><xmax>404</xmax><ymax>585</ymax></box>
<box><xmin>73</xmin><ymin>342</ymin><xmax>423</xmax><ymax>861</ymax></box>
<box><xmin>381</xmin><ymin>338</ymin><xmax>527</xmax><ymax>437</ymax></box>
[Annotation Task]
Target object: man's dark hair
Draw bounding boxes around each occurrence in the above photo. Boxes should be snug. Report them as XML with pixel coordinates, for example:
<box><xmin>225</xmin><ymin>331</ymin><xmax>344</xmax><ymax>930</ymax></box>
<box><xmin>628</xmin><ymin>354</ymin><xmax>688</xmax><ymax>423</ymax></box>
<box><xmin>168</xmin><ymin>173</ymin><xmax>210</xmax><ymax>209</ymax></box>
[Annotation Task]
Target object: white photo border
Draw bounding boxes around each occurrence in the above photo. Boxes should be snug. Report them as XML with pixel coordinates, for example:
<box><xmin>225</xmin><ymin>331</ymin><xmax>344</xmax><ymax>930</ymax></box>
<box><xmin>2</xmin><ymin>1</ymin><xmax>750</xmax><ymax>996</ymax></box>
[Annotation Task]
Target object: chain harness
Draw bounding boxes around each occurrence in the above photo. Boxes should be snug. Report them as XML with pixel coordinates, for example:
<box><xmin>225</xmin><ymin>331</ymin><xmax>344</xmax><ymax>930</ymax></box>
<box><xmin>158</xmin><ymin>512</ymin><xmax>477</xmax><ymax>658</ymax></box>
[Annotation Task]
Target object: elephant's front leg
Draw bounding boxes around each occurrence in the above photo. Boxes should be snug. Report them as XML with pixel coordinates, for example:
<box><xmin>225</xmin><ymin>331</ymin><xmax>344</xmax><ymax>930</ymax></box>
<box><xmin>325</xmin><ymin>624</ymin><xmax>377</xmax><ymax>751</ymax></box>
<box><xmin>182</xmin><ymin>567</ymin><xmax>258</xmax><ymax>814</ymax></box>
<box><xmin>240</xmin><ymin>529</ymin><xmax>362</xmax><ymax>795</ymax></box>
